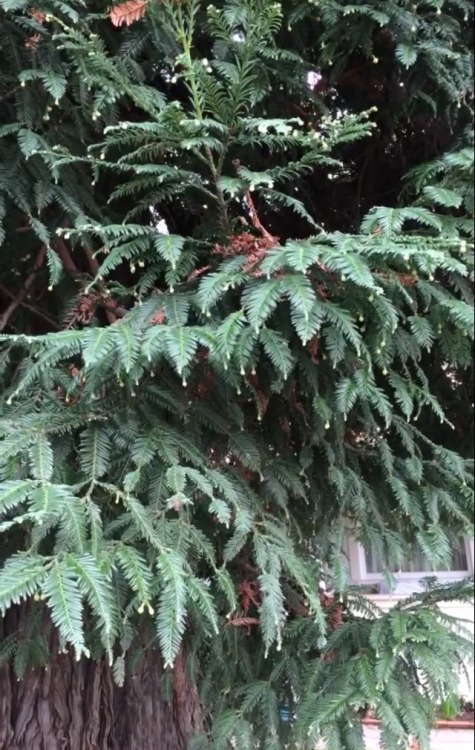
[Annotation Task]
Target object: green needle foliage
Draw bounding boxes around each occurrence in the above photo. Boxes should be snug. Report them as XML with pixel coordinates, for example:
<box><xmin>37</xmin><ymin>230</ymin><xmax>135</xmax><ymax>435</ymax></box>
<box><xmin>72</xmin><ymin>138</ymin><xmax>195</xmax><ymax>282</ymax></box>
<box><xmin>0</xmin><ymin>1</ymin><xmax>473</xmax><ymax>748</ymax></box>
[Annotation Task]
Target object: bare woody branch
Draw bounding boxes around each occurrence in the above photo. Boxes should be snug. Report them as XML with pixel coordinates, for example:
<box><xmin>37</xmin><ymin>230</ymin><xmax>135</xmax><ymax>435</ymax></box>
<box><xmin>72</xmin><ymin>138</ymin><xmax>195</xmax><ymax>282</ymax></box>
<box><xmin>0</xmin><ymin>245</ymin><xmax>47</xmax><ymax>332</ymax></box>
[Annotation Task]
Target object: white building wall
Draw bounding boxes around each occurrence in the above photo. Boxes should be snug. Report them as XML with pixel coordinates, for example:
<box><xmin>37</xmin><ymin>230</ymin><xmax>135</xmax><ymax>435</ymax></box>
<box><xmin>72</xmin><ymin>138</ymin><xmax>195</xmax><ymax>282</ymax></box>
<box><xmin>363</xmin><ymin>725</ymin><xmax>474</xmax><ymax>749</ymax></box>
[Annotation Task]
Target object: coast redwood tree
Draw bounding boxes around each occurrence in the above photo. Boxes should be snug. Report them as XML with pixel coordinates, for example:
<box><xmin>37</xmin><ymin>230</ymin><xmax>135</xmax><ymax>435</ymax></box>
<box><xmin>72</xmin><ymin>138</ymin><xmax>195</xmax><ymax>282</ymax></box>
<box><xmin>0</xmin><ymin>1</ymin><xmax>473</xmax><ymax>749</ymax></box>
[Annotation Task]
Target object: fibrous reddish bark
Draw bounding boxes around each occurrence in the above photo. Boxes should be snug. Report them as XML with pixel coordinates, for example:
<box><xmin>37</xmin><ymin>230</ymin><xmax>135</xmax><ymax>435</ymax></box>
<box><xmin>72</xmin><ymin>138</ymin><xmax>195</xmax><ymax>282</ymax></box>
<box><xmin>0</xmin><ymin>609</ymin><xmax>201</xmax><ymax>750</ymax></box>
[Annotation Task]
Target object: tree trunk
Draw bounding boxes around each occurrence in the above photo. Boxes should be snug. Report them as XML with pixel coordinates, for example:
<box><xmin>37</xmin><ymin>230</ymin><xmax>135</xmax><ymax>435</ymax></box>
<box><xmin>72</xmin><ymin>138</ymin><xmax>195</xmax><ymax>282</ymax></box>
<box><xmin>0</xmin><ymin>609</ymin><xmax>202</xmax><ymax>750</ymax></box>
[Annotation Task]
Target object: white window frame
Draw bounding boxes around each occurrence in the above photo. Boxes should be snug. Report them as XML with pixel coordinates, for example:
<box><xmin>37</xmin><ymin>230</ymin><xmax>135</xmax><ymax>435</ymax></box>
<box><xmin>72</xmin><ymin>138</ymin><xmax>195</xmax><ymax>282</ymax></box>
<box><xmin>347</xmin><ymin>536</ymin><xmax>474</xmax><ymax>589</ymax></box>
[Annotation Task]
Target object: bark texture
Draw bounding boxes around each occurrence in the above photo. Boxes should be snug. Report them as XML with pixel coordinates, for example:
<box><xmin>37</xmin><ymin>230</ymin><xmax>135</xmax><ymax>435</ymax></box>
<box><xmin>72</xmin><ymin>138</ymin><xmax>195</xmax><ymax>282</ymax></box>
<box><xmin>0</xmin><ymin>609</ymin><xmax>201</xmax><ymax>750</ymax></box>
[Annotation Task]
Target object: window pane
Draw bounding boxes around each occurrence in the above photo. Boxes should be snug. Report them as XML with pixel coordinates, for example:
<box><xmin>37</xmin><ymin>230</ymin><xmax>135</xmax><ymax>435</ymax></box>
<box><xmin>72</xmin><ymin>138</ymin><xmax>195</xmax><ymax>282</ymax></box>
<box><xmin>364</xmin><ymin>539</ymin><xmax>468</xmax><ymax>574</ymax></box>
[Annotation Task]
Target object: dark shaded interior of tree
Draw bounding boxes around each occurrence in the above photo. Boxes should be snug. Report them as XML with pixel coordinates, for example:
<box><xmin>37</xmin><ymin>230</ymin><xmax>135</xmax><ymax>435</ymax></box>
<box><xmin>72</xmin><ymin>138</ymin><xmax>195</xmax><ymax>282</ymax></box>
<box><xmin>0</xmin><ymin>2</ymin><xmax>473</xmax><ymax>750</ymax></box>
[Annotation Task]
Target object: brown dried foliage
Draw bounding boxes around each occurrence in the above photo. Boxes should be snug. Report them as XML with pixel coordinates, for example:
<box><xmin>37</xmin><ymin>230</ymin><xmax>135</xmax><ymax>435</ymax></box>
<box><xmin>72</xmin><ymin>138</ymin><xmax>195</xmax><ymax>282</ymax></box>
<box><xmin>110</xmin><ymin>0</ymin><xmax>149</xmax><ymax>27</ymax></box>
<box><xmin>66</xmin><ymin>293</ymin><xmax>101</xmax><ymax>326</ymax></box>
<box><xmin>213</xmin><ymin>232</ymin><xmax>278</xmax><ymax>276</ymax></box>
<box><xmin>31</xmin><ymin>9</ymin><xmax>45</xmax><ymax>22</ymax></box>
<box><xmin>308</xmin><ymin>336</ymin><xmax>320</xmax><ymax>363</ymax></box>
<box><xmin>227</xmin><ymin>617</ymin><xmax>260</xmax><ymax>632</ymax></box>
<box><xmin>187</xmin><ymin>265</ymin><xmax>212</xmax><ymax>282</ymax></box>
<box><xmin>25</xmin><ymin>9</ymin><xmax>46</xmax><ymax>50</ymax></box>
<box><xmin>238</xmin><ymin>580</ymin><xmax>261</xmax><ymax>614</ymax></box>
<box><xmin>25</xmin><ymin>34</ymin><xmax>41</xmax><ymax>50</ymax></box>
<box><xmin>212</xmin><ymin>189</ymin><xmax>279</xmax><ymax>275</ymax></box>
<box><xmin>149</xmin><ymin>308</ymin><xmax>166</xmax><ymax>325</ymax></box>
<box><xmin>226</xmin><ymin>580</ymin><xmax>261</xmax><ymax>632</ymax></box>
